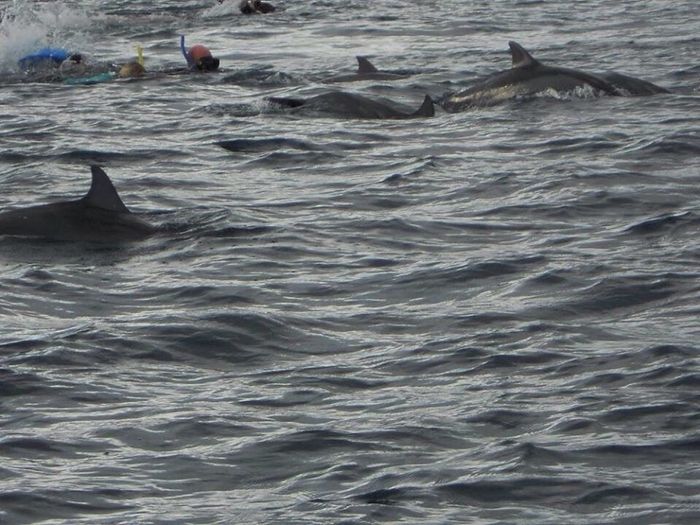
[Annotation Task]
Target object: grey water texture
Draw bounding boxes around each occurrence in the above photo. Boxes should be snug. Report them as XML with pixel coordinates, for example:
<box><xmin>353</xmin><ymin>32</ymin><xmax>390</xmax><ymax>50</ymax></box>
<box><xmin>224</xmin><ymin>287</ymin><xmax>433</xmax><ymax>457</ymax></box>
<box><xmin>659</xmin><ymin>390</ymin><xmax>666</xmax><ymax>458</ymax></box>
<box><xmin>1</xmin><ymin>0</ymin><xmax>699</xmax><ymax>524</ymax></box>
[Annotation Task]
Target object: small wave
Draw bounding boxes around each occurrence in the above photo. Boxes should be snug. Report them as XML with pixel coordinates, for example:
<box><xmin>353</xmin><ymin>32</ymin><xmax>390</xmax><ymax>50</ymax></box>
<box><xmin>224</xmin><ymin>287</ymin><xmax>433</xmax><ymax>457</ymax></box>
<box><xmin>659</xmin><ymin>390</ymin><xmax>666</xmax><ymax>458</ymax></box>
<box><xmin>205</xmin><ymin>102</ymin><xmax>263</xmax><ymax>117</ymax></box>
<box><xmin>619</xmin><ymin>132</ymin><xmax>700</xmax><ymax>157</ymax></box>
<box><xmin>622</xmin><ymin>211</ymin><xmax>694</xmax><ymax>234</ymax></box>
<box><xmin>0</xmin><ymin>490</ymin><xmax>133</xmax><ymax>523</ymax></box>
<box><xmin>531</xmin><ymin>134</ymin><xmax>624</xmax><ymax>156</ymax></box>
<box><xmin>534</xmin><ymin>273</ymin><xmax>692</xmax><ymax>318</ymax></box>
<box><xmin>394</xmin><ymin>255</ymin><xmax>546</xmax><ymax>287</ymax></box>
<box><xmin>550</xmin><ymin>417</ymin><xmax>598</xmax><ymax>433</ymax></box>
<box><xmin>377</xmin><ymin>345</ymin><xmax>489</xmax><ymax>376</ymax></box>
<box><xmin>667</xmin><ymin>374</ymin><xmax>700</xmax><ymax>387</ymax></box>
<box><xmin>353</xmin><ymin>487</ymin><xmax>407</xmax><ymax>505</ymax></box>
<box><xmin>478</xmin><ymin>350</ymin><xmax>566</xmax><ymax>370</ymax></box>
<box><xmin>575</xmin><ymin>486</ymin><xmax>659</xmax><ymax>505</ymax></box>
<box><xmin>136</xmin><ymin>309</ymin><xmax>338</xmax><ymax>365</ymax></box>
<box><xmin>381</xmin><ymin>156</ymin><xmax>438</xmax><ymax>184</ymax></box>
<box><xmin>217</xmin><ymin>137</ymin><xmax>325</xmax><ymax>153</ymax></box>
<box><xmin>466</xmin><ymin>409</ymin><xmax>535</xmax><ymax>429</ymax></box>
<box><xmin>217</xmin><ymin>136</ymin><xmax>375</xmax><ymax>155</ymax></box>
<box><xmin>585</xmin><ymin>436</ymin><xmax>700</xmax><ymax>459</ymax></box>
<box><xmin>0</xmin><ymin>149</ymin><xmax>186</xmax><ymax>164</ymax></box>
<box><xmin>437</xmin><ymin>477</ymin><xmax>597</xmax><ymax>505</ymax></box>
<box><xmin>643</xmin><ymin>344</ymin><xmax>698</xmax><ymax>359</ymax></box>
<box><xmin>0</xmin><ymin>368</ymin><xmax>45</xmax><ymax>397</ymax></box>
<box><xmin>55</xmin><ymin>149</ymin><xmax>180</xmax><ymax>163</ymax></box>
<box><xmin>243</xmin><ymin>149</ymin><xmax>345</xmax><ymax>168</ymax></box>
<box><xmin>200</xmin><ymin>224</ymin><xmax>273</xmax><ymax>238</ymax></box>
<box><xmin>0</xmin><ymin>436</ymin><xmax>102</xmax><ymax>459</ymax></box>
<box><xmin>220</xmin><ymin>68</ymin><xmax>299</xmax><ymax>87</ymax></box>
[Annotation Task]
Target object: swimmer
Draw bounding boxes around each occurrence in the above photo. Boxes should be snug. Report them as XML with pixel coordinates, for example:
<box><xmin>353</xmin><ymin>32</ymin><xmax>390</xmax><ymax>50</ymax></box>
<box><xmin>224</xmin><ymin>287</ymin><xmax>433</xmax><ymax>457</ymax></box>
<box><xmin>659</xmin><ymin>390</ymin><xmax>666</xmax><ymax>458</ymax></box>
<box><xmin>179</xmin><ymin>35</ymin><xmax>220</xmax><ymax>72</ymax></box>
<box><xmin>234</xmin><ymin>0</ymin><xmax>276</xmax><ymax>14</ymax></box>
<box><xmin>59</xmin><ymin>53</ymin><xmax>87</xmax><ymax>77</ymax></box>
<box><xmin>117</xmin><ymin>45</ymin><xmax>146</xmax><ymax>78</ymax></box>
<box><xmin>118</xmin><ymin>62</ymin><xmax>145</xmax><ymax>78</ymax></box>
<box><xmin>18</xmin><ymin>48</ymin><xmax>76</xmax><ymax>80</ymax></box>
<box><xmin>252</xmin><ymin>0</ymin><xmax>276</xmax><ymax>13</ymax></box>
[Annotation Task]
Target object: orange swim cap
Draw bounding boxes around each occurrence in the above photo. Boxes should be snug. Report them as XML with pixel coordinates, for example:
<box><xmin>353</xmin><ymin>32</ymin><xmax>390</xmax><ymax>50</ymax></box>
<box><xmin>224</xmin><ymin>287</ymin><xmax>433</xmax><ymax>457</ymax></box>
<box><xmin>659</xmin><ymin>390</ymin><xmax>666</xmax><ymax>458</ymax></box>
<box><xmin>189</xmin><ymin>44</ymin><xmax>212</xmax><ymax>62</ymax></box>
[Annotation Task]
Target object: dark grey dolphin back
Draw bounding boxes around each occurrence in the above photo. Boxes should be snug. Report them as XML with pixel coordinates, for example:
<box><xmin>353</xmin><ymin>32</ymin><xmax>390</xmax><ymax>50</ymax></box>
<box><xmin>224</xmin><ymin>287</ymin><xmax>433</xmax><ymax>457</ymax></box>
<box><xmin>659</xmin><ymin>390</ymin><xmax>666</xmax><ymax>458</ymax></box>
<box><xmin>356</xmin><ymin>56</ymin><xmax>379</xmax><ymax>74</ymax></box>
<box><xmin>509</xmin><ymin>41</ymin><xmax>539</xmax><ymax>68</ymax></box>
<box><xmin>83</xmin><ymin>166</ymin><xmax>130</xmax><ymax>213</ymax></box>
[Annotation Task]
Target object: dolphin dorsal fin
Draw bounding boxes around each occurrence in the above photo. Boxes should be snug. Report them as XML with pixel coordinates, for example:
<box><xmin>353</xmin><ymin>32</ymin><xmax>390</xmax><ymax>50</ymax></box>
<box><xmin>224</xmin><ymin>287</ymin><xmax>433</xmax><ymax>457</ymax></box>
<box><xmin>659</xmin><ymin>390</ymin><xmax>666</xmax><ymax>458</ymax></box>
<box><xmin>82</xmin><ymin>166</ymin><xmax>130</xmax><ymax>213</ymax></box>
<box><xmin>356</xmin><ymin>56</ymin><xmax>379</xmax><ymax>73</ymax></box>
<box><xmin>509</xmin><ymin>41</ymin><xmax>539</xmax><ymax>68</ymax></box>
<box><xmin>412</xmin><ymin>94</ymin><xmax>435</xmax><ymax>117</ymax></box>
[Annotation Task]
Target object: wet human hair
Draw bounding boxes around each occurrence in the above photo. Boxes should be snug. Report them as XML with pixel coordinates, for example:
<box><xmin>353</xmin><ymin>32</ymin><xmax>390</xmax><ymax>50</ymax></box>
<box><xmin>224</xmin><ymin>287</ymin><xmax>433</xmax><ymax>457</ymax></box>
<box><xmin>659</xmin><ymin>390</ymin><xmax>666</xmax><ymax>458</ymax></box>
<box><xmin>253</xmin><ymin>0</ymin><xmax>275</xmax><ymax>13</ymax></box>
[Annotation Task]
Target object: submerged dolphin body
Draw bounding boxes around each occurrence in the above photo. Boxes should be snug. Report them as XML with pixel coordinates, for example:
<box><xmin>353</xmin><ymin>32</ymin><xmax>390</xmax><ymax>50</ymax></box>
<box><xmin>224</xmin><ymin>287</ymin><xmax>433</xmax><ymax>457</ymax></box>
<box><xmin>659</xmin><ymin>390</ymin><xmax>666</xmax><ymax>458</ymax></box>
<box><xmin>267</xmin><ymin>91</ymin><xmax>434</xmax><ymax>119</ymax></box>
<box><xmin>324</xmin><ymin>57</ymin><xmax>409</xmax><ymax>83</ymax></box>
<box><xmin>598</xmin><ymin>71</ymin><xmax>670</xmax><ymax>96</ymax></box>
<box><xmin>0</xmin><ymin>166</ymin><xmax>155</xmax><ymax>242</ymax></box>
<box><xmin>440</xmin><ymin>41</ymin><xmax>623</xmax><ymax>112</ymax></box>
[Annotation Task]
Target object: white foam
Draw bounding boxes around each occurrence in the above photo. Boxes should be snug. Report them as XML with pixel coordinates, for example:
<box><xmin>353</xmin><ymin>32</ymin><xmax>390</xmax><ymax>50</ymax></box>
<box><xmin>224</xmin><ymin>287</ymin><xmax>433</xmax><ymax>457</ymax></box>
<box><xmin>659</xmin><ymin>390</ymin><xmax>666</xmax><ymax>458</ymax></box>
<box><xmin>532</xmin><ymin>84</ymin><xmax>606</xmax><ymax>101</ymax></box>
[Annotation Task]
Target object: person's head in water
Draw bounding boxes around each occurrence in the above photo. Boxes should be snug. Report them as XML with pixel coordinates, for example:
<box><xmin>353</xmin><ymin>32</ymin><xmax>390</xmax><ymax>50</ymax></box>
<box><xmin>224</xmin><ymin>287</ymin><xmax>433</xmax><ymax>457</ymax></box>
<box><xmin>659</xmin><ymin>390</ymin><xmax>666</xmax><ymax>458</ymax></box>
<box><xmin>189</xmin><ymin>44</ymin><xmax>220</xmax><ymax>71</ymax></box>
<box><xmin>59</xmin><ymin>53</ymin><xmax>86</xmax><ymax>77</ymax></box>
<box><xmin>252</xmin><ymin>0</ymin><xmax>276</xmax><ymax>13</ymax></box>
<box><xmin>239</xmin><ymin>0</ymin><xmax>275</xmax><ymax>14</ymax></box>
<box><xmin>118</xmin><ymin>61</ymin><xmax>146</xmax><ymax>78</ymax></box>
<box><xmin>180</xmin><ymin>37</ymin><xmax>220</xmax><ymax>72</ymax></box>
<box><xmin>239</xmin><ymin>0</ymin><xmax>254</xmax><ymax>14</ymax></box>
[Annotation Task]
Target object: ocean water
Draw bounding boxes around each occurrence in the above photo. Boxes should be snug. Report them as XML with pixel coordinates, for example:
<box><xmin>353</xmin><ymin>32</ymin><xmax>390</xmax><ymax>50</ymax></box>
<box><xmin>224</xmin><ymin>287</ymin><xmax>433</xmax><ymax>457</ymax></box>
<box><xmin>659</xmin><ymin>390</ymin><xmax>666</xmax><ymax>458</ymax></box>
<box><xmin>1</xmin><ymin>0</ymin><xmax>699</xmax><ymax>523</ymax></box>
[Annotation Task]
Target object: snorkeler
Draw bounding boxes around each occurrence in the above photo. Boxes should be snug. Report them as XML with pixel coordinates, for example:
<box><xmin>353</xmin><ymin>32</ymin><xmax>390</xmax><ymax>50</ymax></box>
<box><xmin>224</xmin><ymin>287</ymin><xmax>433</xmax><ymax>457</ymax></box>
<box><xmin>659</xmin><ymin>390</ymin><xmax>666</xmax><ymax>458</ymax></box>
<box><xmin>117</xmin><ymin>45</ymin><xmax>147</xmax><ymax>78</ymax></box>
<box><xmin>233</xmin><ymin>0</ymin><xmax>276</xmax><ymax>14</ymax></box>
<box><xmin>118</xmin><ymin>62</ymin><xmax>145</xmax><ymax>78</ymax></box>
<box><xmin>58</xmin><ymin>53</ymin><xmax>87</xmax><ymax>77</ymax></box>
<box><xmin>18</xmin><ymin>45</ymin><xmax>145</xmax><ymax>84</ymax></box>
<box><xmin>252</xmin><ymin>0</ymin><xmax>276</xmax><ymax>13</ymax></box>
<box><xmin>180</xmin><ymin>35</ymin><xmax>220</xmax><ymax>72</ymax></box>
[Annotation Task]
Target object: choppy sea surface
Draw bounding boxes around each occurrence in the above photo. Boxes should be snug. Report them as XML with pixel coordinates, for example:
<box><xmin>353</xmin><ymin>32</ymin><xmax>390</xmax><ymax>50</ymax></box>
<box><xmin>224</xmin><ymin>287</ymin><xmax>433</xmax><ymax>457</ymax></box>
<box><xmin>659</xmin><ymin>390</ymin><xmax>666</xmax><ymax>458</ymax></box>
<box><xmin>1</xmin><ymin>1</ymin><xmax>699</xmax><ymax>523</ymax></box>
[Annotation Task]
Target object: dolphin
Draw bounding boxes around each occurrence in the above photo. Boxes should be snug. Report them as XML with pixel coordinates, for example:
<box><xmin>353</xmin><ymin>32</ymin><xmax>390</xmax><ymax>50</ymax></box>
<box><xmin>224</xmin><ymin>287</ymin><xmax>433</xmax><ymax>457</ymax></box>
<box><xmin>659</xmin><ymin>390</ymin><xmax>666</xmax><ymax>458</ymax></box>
<box><xmin>267</xmin><ymin>91</ymin><xmax>434</xmax><ymax>119</ymax></box>
<box><xmin>324</xmin><ymin>57</ymin><xmax>409</xmax><ymax>83</ymax></box>
<box><xmin>440</xmin><ymin>41</ymin><xmax>623</xmax><ymax>112</ymax></box>
<box><xmin>598</xmin><ymin>71</ymin><xmax>670</xmax><ymax>96</ymax></box>
<box><xmin>0</xmin><ymin>166</ymin><xmax>155</xmax><ymax>242</ymax></box>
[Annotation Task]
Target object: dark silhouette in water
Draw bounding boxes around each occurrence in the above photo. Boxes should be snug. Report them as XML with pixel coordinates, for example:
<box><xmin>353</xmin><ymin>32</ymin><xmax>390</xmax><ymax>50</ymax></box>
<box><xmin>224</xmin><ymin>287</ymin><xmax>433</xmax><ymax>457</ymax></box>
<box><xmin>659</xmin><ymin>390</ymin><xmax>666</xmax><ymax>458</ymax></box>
<box><xmin>440</xmin><ymin>41</ymin><xmax>669</xmax><ymax>112</ymax></box>
<box><xmin>598</xmin><ymin>71</ymin><xmax>670</xmax><ymax>96</ymax></box>
<box><xmin>441</xmin><ymin>41</ymin><xmax>623</xmax><ymax>111</ymax></box>
<box><xmin>0</xmin><ymin>166</ymin><xmax>155</xmax><ymax>242</ymax></box>
<box><xmin>236</xmin><ymin>0</ymin><xmax>276</xmax><ymax>14</ymax></box>
<box><xmin>180</xmin><ymin>36</ymin><xmax>220</xmax><ymax>72</ymax></box>
<box><xmin>267</xmin><ymin>91</ymin><xmax>434</xmax><ymax>119</ymax></box>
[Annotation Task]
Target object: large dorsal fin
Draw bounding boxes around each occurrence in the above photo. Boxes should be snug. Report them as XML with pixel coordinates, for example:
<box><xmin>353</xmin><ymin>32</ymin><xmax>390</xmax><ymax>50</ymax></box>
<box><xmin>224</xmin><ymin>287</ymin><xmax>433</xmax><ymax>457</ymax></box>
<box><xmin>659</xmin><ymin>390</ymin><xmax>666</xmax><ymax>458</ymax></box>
<box><xmin>509</xmin><ymin>41</ymin><xmax>539</xmax><ymax>68</ymax></box>
<box><xmin>82</xmin><ymin>166</ymin><xmax>130</xmax><ymax>212</ymax></box>
<box><xmin>356</xmin><ymin>56</ymin><xmax>379</xmax><ymax>74</ymax></box>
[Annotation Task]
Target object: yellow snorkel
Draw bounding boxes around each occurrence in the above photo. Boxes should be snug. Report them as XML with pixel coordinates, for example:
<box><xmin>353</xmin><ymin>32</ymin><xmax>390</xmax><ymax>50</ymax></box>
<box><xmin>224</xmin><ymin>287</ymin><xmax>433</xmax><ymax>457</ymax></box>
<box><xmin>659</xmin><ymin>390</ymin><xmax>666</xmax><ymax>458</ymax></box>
<box><xmin>136</xmin><ymin>45</ymin><xmax>144</xmax><ymax>67</ymax></box>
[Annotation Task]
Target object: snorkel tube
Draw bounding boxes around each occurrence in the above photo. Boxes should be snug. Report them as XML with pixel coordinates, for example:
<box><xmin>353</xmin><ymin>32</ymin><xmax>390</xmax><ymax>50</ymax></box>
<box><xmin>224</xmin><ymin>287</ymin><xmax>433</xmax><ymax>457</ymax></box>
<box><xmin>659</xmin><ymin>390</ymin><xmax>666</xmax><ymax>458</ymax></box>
<box><xmin>180</xmin><ymin>35</ymin><xmax>194</xmax><ymax>69</ymax></box>
<box><xmin>136</xmin><ymin>45</ymin><xmax>144</xmax><ymax>67</ymax></box>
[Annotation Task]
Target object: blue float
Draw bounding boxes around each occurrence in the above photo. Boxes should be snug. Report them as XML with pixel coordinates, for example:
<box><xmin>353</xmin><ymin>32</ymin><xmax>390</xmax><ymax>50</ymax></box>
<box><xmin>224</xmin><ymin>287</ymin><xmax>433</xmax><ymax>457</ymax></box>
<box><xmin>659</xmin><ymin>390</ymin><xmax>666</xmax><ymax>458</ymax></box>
<box><xmin>18</xmin><ymin>47</ymin><xmax>71</xmax><ymax>69</ymax></box>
